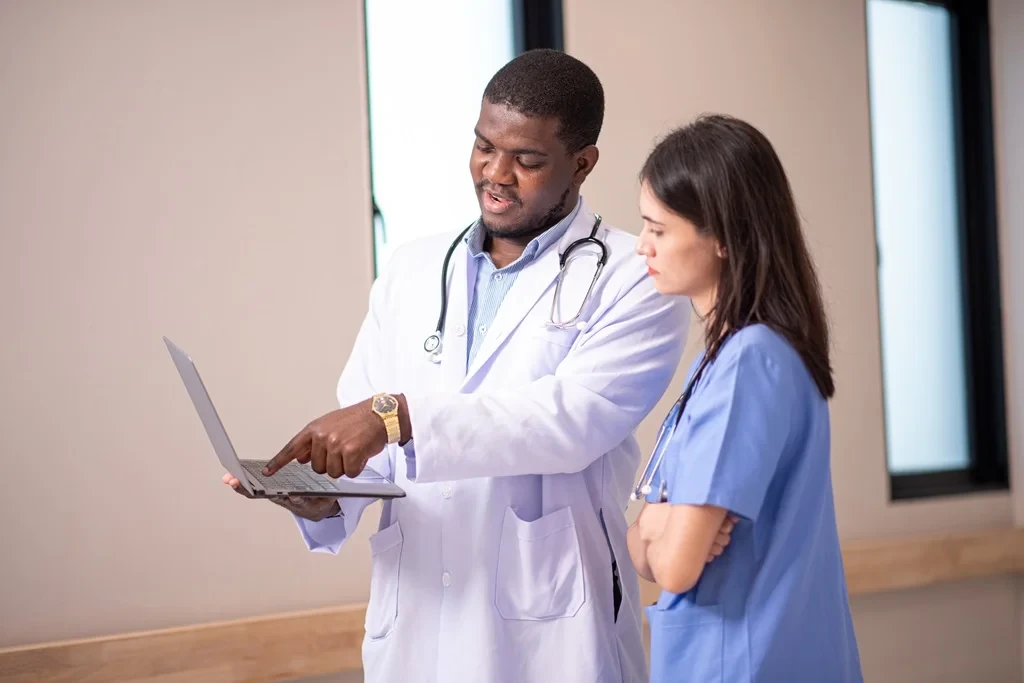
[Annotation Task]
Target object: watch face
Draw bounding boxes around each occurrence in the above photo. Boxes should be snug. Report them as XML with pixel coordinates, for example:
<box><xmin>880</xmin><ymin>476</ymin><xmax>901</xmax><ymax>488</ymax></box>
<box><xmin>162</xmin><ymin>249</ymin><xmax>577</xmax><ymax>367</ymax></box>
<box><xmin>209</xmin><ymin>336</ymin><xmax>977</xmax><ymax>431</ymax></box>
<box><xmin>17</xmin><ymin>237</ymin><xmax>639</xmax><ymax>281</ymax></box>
<box><xmin>373</xmin><ymin>395</ymin><xmax>398</xmax><ymax>413</ymax></box>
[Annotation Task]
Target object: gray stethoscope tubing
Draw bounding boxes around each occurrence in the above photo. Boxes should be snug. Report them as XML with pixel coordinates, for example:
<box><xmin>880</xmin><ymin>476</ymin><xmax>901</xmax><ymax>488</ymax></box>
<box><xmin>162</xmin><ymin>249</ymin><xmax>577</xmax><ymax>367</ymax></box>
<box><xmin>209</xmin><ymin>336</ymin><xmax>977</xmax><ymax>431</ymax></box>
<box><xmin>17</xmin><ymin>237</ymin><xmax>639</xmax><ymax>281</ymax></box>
<box><xmin>548</xmin><ymin>215</ymin><xmax>607</xmax><ymax>329</ymax></box>
<box><xmin>424</xmin><ymin>216</ymin><xmax>608</xmax><ymax>363</ymax></box>
<box><xmin>631</xmin><ymin>349</ymin><xmax>718</xmax><ymax>502</ymax></box>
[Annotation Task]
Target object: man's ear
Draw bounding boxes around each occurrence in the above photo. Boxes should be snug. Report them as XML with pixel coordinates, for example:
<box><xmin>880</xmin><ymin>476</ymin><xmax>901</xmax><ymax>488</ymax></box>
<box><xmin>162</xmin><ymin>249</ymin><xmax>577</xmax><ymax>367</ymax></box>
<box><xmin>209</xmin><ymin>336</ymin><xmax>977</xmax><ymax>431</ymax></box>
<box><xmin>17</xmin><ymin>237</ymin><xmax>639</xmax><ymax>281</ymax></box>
<box><xmin>573</xmin><ymin>145</ymin><xmax>600</xmax><ymax>185</ymax></box>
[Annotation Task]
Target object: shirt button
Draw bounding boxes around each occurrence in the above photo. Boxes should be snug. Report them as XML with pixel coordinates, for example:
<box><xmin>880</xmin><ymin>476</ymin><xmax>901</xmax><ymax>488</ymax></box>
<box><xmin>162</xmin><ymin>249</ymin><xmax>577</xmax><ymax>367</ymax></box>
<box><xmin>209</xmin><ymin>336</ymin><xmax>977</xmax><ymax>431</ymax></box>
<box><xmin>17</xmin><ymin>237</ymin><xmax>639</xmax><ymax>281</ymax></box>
<box><xmin>454</xmin><ymin>323</ymin><xmax>466</xmax><ymax>337</ymax></box>
<box><xmin>494</xmin><ymin>273</ymin><xmax>503</xmax><ymax>281</ymax></box>
<box><xmin>441</xmin><ymin>484</ymin><xmax>453</xmax><ymax>499</ymax></box>
<box><xmin>442</xmin><ymin>571</ymin><xmax>452</xmax><ymax>587</ymax></box>
<box><xmin>479</xmin><ymin>325</ymin><xmax>487</xmax><ymax>334</ymax></box>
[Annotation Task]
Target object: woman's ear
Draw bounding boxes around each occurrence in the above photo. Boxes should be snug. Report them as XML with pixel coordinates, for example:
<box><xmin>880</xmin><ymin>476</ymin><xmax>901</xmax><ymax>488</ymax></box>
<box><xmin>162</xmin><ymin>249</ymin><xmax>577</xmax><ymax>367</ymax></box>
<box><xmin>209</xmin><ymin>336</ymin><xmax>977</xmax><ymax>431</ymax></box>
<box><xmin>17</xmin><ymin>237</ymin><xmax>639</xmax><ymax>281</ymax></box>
<box><xmin>716</xmin><ymin>242</ymin><xmax>727</xmax><ymax>259</ymax></box>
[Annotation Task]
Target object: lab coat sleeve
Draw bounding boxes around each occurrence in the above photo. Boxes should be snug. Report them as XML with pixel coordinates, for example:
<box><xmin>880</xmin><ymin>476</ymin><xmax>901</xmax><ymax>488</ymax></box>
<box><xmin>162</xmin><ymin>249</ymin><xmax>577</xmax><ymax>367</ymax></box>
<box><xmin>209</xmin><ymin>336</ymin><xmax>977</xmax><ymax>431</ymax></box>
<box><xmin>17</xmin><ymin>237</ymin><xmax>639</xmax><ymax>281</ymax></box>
<box><xmin>403</xmin><ymin>275</ymin><xmax>687</xmax><ymax>482</ymax></box>
<box><xmin>665</xmin><ymin>343</ymin><xmax>790</xmax><ymax>522</ymax></box>
<box><xmin>293</xmin><ymin>275</ymin><xmax>394</xmax><ymax>554</ymax></box>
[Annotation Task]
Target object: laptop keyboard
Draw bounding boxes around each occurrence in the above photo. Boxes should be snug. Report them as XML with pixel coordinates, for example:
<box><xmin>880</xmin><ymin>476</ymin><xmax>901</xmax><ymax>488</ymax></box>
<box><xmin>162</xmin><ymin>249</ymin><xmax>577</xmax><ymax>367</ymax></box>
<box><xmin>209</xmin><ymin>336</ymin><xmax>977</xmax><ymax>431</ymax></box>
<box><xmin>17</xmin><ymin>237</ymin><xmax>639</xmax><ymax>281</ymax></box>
<box><xmin>240</xmin><ymin>460</ymin><xmax>339</xmax><ymax>493</ymax></box>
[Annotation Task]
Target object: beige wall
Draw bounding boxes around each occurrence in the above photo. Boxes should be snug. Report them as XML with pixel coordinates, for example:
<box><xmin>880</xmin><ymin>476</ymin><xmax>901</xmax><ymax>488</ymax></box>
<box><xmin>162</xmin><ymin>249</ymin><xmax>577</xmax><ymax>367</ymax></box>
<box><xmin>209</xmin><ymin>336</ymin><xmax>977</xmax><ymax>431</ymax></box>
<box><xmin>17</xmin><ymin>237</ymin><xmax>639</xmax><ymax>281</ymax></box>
<box><xmin>2</xmin><ymin>0</ymin><xmax>1023</xmax><ymax>681</ymax></box>
<box><xmin>565</xmin><ymin>0</ymin><xmax>1023</xmax><ymax>681</ymax></box>
<box><xmin>0</xmin><ymin>0</ymin><xmax>381</xmax><ymax>646</ymax></box>
<box><xmin>990</xmin><ymin>0</ymin><xmax>1024</xmax><ymax>674</ymax></box>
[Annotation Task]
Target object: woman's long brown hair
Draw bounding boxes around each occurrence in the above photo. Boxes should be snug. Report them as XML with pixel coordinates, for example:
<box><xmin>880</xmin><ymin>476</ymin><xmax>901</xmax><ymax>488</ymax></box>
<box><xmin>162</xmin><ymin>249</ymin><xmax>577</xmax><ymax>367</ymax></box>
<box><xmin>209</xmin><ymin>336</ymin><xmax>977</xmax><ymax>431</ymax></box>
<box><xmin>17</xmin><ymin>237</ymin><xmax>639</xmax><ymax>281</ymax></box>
<box><xmin>640</xmin><ymin>114</ymin><xmax>834</xmax><ymax>399</ymax></box>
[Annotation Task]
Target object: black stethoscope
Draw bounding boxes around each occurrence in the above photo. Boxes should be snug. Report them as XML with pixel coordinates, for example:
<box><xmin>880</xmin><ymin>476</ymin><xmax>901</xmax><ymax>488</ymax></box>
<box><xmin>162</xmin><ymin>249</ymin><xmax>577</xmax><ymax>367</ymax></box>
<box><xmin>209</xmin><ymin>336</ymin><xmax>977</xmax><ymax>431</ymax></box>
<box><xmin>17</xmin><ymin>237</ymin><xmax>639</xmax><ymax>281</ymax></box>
<box><xmin>423</xmin><ymin>215</ymin><xmax>608</xmax><ymax>364</ymax></box>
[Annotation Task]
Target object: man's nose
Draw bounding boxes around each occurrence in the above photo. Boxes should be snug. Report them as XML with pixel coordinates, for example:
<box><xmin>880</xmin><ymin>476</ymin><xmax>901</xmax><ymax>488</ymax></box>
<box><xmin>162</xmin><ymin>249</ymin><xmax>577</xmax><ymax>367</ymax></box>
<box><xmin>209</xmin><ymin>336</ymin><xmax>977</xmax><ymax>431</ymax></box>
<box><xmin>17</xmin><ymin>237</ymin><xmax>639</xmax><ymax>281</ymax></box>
<box><xmin>483</xmin><ymin>154</ymin><xmax>515</xmax><ymax>186</ymax></box>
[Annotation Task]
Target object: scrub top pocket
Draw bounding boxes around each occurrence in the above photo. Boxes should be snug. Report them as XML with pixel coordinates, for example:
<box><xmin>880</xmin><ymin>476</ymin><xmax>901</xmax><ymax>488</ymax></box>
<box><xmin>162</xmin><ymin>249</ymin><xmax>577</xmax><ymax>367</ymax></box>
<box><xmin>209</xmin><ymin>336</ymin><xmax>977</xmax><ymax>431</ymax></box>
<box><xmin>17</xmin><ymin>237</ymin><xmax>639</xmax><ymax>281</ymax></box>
<box><xmin>645</xmin><ymin>603</ymin><xmax>725</xmax><ymax>683</ymax></box>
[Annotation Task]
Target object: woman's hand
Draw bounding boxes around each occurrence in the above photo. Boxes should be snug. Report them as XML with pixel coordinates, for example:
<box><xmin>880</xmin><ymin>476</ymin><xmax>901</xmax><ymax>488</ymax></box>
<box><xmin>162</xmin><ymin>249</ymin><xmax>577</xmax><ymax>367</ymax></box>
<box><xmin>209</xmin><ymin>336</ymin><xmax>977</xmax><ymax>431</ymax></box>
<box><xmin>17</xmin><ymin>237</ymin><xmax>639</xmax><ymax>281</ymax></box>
<box><xmin>708</xmin><ymin>515</ymin><xmax>737</xmax><ymax>563</ymax></box>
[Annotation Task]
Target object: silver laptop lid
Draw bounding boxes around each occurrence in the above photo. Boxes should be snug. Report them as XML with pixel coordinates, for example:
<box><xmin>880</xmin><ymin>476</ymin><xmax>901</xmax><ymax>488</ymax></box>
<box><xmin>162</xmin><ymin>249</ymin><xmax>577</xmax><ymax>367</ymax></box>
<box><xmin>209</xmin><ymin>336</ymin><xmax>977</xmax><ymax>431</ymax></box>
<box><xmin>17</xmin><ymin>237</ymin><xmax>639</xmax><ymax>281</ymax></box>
<box><xmin>163</xmin><ymin>337</ymin><xmax>255</xmax><ymax>495</ymax></box>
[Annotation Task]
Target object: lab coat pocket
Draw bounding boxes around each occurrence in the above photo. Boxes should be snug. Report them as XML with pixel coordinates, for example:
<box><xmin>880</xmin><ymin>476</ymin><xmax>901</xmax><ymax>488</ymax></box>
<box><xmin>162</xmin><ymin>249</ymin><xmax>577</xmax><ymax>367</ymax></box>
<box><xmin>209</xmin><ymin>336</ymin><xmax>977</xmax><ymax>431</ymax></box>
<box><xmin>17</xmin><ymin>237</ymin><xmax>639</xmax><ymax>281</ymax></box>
<box><xmin>495</xmin><ymin>506</ymin><xmax>585</xmax><ymax>620</ymax></box>
<box><xmin>645</xmin><ymin>604</ymin><xmax>724</xmax><ymax>683</ymax></box>
<box><xmin>365</xmin><ymin>520</ymin><xmax>403</xmax><ymax>640</ymax></box>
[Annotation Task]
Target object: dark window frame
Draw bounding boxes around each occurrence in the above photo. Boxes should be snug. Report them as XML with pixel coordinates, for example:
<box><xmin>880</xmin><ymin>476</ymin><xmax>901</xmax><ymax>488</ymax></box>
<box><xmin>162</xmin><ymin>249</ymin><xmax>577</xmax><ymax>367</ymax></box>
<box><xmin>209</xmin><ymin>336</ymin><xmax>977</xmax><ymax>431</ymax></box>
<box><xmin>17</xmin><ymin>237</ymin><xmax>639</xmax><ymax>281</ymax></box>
<box><xmin>866</xmin><ymin>0</ymin><xmax>1009</xmax><ymax>501</ymax></box>
<box><xmin>512</xmin><ymin>0</ymin><xmax>564</xmax><ymax>53</ymax></box>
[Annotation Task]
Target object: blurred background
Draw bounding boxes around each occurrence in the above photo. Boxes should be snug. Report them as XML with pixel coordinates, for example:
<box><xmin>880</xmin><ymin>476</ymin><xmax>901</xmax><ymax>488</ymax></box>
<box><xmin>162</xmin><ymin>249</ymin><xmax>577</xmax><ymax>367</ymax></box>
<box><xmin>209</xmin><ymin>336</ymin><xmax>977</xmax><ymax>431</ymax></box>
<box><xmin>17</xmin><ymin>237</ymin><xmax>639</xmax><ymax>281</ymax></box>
<box><xmin>1</xmin><ymin>1</ymin><xmax>1022</xmax><ymax>681</ymax></box>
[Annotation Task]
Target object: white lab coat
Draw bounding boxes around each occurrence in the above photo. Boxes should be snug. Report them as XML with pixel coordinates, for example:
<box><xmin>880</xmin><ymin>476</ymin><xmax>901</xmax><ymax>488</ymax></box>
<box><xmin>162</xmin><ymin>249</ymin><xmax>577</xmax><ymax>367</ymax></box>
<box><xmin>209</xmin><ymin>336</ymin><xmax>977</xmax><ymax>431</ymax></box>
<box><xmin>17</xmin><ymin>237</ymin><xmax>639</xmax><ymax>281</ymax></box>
<box><xmin>295</xmin><ymin>199</ymin><xmax>688</xmax><ymax>683</ymax></box>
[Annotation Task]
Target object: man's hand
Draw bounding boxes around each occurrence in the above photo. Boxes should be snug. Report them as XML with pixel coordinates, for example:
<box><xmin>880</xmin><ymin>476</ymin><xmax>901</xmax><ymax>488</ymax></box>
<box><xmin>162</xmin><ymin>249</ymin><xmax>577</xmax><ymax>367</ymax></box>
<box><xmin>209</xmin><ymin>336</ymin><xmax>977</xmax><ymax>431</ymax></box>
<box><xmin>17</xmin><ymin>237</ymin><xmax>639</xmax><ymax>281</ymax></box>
<box><xmin>638</xmin><ymin>503</ymin><xmax>738</xmax><ymax>563</ymax></box>
<box><xmin>263</xmin><ymin>395</ymin><xmax>409</xmax><ymax>479</ymax></box>
<box><xmin>221</xmin><ymin>473</ymin><xmax>340</xmax><ymax>521</ymax></box>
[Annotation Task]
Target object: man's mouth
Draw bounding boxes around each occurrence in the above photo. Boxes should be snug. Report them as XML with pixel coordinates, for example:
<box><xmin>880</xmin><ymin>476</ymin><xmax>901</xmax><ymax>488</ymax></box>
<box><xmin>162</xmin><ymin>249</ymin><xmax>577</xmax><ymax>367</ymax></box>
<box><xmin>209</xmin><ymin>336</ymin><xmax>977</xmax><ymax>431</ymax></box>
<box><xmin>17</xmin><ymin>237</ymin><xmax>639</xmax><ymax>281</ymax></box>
<box><xmin>481</xmin><ymin>188</ymin><xmax>517</xmax><ymax>215</ymax></box>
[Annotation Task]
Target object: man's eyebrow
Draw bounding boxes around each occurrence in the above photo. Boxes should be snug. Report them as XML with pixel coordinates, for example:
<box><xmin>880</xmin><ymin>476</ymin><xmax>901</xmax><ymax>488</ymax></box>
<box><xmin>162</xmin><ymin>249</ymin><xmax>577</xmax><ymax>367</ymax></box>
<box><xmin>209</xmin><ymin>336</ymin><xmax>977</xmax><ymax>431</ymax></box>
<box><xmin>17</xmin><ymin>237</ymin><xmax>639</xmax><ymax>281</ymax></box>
<box><xmin>473</xmin><ymin>128</ymin><xmax>491</xmax><ymax>146</ymax></box>
<box><xmin>473</xmin><ymin>129</ymin><xmax>548</xmax><ymax>157</ymax></box>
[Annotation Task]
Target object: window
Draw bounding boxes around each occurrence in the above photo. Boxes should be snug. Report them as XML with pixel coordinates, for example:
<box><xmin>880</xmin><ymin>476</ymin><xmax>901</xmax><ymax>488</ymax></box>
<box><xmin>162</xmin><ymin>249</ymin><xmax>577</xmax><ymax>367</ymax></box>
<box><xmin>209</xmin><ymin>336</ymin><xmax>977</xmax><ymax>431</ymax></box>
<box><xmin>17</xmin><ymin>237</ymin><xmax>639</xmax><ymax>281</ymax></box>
<box><xmin>364</xmin><ymin>1</ymin><xmax>563</xmax><ymax>274</ymax></box>
<box><xmin>865</xmin><ymin>0</ymin><xmax>1007</xmax><ymax>499</ymax></box>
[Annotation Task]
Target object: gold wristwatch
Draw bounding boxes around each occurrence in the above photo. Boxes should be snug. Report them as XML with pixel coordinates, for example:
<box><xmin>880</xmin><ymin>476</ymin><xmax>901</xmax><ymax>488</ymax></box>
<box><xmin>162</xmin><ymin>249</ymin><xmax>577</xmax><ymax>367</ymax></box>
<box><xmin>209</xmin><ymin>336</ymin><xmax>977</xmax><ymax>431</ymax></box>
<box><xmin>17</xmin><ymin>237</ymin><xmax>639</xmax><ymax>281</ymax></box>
<box><xmin>371</xmin><ymin>393</ymin><xmax>401</xmax><ymax>444</ymax></box>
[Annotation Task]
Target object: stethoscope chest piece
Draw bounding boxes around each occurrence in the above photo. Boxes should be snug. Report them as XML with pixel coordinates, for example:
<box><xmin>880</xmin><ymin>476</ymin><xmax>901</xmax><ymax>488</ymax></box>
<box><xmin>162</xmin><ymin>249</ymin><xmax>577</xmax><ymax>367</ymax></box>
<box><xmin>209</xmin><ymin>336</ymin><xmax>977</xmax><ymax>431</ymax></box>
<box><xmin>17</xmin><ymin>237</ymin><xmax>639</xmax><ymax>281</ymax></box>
<box><xmin>424</xmin><ymin>334</ymin><xmax>441</xmax><ymax>353</ymax></box>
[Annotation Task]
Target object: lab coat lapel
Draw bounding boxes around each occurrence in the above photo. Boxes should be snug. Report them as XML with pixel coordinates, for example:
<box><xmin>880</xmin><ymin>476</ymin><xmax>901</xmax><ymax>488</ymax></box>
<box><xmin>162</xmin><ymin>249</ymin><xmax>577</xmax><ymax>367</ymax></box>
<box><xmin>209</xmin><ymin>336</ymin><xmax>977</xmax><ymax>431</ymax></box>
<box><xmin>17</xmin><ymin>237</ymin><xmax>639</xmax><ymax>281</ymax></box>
<box><xmin>462</xmin><ymin>202</ymin><xmax>597</xmax><ymax>386</ymax></box>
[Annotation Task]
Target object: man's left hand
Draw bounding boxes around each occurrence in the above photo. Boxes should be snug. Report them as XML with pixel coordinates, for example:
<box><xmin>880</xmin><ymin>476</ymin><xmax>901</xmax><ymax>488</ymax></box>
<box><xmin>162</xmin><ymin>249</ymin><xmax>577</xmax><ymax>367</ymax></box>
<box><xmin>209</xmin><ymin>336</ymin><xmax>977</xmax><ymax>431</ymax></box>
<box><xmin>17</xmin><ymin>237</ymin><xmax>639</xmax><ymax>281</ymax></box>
<box><xmin>264</xmin><ymin>396</ymin><xmax>405</xmax><ymax>478</ymax></box>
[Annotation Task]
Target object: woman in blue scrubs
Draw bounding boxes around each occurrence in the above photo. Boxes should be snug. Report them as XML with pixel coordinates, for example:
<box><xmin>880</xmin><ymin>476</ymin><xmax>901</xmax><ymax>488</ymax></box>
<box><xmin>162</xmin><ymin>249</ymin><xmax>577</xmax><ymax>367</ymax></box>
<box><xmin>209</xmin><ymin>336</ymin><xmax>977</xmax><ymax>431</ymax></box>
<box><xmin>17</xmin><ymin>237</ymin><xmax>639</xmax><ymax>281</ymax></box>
<box><xmin>627</xmin><ymin>114</ymin><xmax>863</xmax><ymax>683</ymax></box>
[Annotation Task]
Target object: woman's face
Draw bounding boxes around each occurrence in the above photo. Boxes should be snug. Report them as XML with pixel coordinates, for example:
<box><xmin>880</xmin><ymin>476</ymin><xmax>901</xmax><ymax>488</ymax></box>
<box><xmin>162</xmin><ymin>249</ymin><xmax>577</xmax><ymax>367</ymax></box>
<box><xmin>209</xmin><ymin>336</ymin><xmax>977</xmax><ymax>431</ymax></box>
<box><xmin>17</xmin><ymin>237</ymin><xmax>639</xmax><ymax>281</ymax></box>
<box><xmin>635</xmin><ymin>181</ymin><xmax>723</xmax><ymax>306</ymax></box>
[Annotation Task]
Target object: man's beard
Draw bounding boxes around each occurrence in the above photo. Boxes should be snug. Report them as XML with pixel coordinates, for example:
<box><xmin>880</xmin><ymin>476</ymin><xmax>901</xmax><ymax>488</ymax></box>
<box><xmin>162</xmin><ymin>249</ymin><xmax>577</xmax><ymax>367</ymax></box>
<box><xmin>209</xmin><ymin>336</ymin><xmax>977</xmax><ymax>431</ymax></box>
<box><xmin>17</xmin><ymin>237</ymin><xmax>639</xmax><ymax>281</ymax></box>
<box><xmin>481</xmin><ymin>185</ymin><xmax>571</xmax><ymax>240</ymax></box>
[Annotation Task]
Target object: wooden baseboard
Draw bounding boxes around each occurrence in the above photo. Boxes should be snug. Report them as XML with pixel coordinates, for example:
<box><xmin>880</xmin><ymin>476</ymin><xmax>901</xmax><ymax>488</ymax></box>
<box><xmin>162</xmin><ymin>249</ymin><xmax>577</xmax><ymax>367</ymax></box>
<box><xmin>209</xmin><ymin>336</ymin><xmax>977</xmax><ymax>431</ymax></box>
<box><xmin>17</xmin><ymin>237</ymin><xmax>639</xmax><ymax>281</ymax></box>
<box><xmin>0</xmin><ymin>605</ymin><xmax>366</xmax><ymax>683</ymax></box>
<box><xmin>5</xmin><ymin>526</ymin><xmax>1024</xmax><ymax>682</ymax></box>
<box><xmin>841</xmin><ymin>525</ymin><xmax>1024</xmax><ymax>594</ymax></box>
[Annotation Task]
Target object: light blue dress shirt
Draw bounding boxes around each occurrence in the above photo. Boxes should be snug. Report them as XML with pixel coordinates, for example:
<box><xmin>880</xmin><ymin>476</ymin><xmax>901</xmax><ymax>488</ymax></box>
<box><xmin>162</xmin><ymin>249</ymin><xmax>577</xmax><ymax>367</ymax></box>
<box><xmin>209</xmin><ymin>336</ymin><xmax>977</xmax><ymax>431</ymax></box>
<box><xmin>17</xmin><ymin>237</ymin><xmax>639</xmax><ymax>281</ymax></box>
<box><xmin>464</xmin><ymin>199</ymin><xmax>581</xmax><ymax>366</ymax></box>
<box><xmin>645</xmin><ymin>324</ymin><xmax>863</xmax><ymax>683</ymax></box>
<box><xmin>403</xmin><ymin>199</ymin><xmax>581</xmax><ymax>479</ymax></box>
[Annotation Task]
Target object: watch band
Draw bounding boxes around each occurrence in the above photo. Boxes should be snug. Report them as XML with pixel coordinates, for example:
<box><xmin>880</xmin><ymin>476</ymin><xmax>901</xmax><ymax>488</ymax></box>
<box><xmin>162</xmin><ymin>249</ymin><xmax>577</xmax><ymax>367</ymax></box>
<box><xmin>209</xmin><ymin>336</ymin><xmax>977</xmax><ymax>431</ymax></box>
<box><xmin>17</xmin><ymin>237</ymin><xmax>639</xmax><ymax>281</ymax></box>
<box><xmin>381</xmin><ymin>412</ymin><xmax>401</xmax><ymax>444</ymax></box>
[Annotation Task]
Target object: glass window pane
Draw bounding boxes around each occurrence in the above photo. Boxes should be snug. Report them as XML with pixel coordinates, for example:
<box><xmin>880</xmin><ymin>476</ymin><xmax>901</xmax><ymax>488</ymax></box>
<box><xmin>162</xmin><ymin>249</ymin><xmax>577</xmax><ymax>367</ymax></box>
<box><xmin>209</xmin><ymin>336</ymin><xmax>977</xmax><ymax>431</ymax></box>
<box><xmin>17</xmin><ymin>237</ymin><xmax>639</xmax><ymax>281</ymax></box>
<box><xmin>866</xmin><ymin>0</ymin><xmax>969</xmax><ymax>474</ymax></box>
<box><xmin>365</xmin><ymin>1</ymin><xmax>515</xmax><ymax>274</ymax></box>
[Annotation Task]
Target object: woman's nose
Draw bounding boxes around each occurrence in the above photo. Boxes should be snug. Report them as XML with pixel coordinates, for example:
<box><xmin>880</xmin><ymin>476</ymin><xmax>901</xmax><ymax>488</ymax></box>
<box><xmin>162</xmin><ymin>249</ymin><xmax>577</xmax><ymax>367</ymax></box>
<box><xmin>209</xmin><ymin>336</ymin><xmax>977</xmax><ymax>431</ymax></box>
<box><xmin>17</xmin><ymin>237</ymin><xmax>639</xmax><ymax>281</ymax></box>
<box><xmin>635</xmin><ymin>239</ymin><xmax>653</xmax><ymax>256</ymax></box>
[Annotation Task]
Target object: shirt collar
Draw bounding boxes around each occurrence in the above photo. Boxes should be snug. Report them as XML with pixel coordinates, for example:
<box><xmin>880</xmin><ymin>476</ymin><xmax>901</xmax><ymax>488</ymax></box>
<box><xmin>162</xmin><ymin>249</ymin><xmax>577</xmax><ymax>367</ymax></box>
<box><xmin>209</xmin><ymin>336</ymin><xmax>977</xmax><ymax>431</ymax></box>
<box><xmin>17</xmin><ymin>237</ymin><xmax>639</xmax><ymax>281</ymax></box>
<box><xmin>465</xmin><ymin>197</ymin><xmax>582</xmax><ymax>267</ymax></box>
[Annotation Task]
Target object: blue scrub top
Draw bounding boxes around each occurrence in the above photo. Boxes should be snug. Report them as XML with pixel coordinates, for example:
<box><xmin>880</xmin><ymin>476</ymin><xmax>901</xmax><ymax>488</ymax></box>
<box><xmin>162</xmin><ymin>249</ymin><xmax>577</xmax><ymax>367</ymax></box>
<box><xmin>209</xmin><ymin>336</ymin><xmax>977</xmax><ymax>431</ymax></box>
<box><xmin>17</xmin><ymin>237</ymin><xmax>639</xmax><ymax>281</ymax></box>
<box><xmin>644</xmin><ymin>325</ymin><xmax>862</xmax><ymax>683</ymax></box>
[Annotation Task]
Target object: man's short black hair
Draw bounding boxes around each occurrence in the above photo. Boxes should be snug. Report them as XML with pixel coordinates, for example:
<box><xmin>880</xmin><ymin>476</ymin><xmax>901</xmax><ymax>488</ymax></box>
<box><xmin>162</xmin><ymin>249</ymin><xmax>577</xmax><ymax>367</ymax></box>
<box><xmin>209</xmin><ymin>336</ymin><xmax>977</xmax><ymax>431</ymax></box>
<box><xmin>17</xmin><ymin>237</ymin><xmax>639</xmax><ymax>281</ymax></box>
<box><xmin>482</xmin><ymin>49</ymin><xmax>604</xmax><ymax>153</ymax></box>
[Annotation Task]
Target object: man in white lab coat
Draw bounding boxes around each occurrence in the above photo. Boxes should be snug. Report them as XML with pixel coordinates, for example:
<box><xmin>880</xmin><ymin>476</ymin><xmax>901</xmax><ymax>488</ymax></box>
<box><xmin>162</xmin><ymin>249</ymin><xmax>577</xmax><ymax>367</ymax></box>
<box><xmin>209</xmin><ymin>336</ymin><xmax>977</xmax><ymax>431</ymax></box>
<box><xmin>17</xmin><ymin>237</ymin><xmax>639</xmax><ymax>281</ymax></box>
<box><xmin>227</xmin><ymin>50</ymin><xmax>715</xmax><ymax>682</ymax></box>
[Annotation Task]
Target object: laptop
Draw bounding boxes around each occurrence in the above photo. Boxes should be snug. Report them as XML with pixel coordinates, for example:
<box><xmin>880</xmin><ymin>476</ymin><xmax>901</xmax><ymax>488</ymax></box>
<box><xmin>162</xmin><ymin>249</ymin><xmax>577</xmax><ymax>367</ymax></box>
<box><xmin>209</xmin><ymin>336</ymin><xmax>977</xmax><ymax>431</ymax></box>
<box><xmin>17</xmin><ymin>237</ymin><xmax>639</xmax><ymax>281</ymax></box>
<box><xmin>163</xmin><ymin>336</ymin><xmax>406</xmax><ymax>500</ymax></box>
